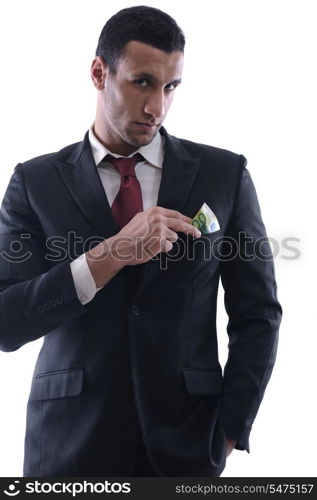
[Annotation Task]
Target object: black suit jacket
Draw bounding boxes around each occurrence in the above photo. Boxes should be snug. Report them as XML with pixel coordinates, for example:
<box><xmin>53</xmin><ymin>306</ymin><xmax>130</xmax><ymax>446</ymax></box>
<box><xmin>0</xmin><ymin>128</ymin><xmax>282</xmax><ymax>476</ymax></box>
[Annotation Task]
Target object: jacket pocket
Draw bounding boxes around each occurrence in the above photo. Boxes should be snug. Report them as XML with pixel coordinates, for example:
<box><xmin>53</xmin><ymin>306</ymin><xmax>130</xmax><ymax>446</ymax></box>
<box><xmin>183</xmin><ymin>368</ymin><xmax>223</xmax><ymax>395</ymax></box>
<box><xmin>29</xmin><ymin>368</ymin><xmax>84</xmax><ymax>401</ymax></box>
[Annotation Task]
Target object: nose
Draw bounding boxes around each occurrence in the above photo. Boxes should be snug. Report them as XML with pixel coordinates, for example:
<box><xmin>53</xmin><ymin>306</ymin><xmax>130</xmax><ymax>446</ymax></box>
<box><xmin>144</xmin><ymin>90</ymin><xmax>166</xmax><ymax>120</ymax></box>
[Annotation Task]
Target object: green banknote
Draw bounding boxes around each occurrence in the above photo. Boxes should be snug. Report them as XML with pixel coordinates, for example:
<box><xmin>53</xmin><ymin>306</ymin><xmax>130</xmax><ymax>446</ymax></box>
<box><xmin>191</xmin><ymin>203</ymin><xmax>220</xmax><ymax>234</ymax></box>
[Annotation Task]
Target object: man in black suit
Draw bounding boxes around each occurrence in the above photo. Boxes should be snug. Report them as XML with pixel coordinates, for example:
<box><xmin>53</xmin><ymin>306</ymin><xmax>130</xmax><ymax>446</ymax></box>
<box><xmin>0</xmin><ymin>6</ymin><xmax>281</xmax><ymax>477</ymax></box>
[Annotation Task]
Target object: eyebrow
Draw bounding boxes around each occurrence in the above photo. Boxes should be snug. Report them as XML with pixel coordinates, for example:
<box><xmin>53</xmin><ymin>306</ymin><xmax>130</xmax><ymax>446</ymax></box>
<box><xmin>132</xmin><ymin>72</ymin><xmax>182</xmax><ymax>85</ymax></box>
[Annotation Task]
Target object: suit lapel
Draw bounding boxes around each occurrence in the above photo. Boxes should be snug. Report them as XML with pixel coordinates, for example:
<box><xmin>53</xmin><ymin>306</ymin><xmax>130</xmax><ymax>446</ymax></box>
<box><xmin>157</xmin><ymin>128</ymin><xmax>201</xmax><ymax>213</ymax></box>
<box><xmin>55</xmin><ymin>132</ymin><xmax>119</xmax><ymax>238</ymax></box>
<box><xmin>137</xmin><ymin>128</ymin><xmax>202</xmax><ymax>292</ymax></box>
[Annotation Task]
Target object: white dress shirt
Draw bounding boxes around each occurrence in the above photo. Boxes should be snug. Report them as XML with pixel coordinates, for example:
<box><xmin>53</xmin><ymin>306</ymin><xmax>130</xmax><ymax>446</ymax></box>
<box><xmin>70</xmin><ymin>126</ymin><xmax>164</xmax><ymax>305</ymax></box>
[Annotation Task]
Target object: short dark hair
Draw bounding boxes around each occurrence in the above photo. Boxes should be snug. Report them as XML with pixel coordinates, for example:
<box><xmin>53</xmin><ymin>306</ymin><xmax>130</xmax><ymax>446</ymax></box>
<box><xmin>96</xmin><ymin>6</ymin><xmax>185</xmax><ymax>73</ymax></box>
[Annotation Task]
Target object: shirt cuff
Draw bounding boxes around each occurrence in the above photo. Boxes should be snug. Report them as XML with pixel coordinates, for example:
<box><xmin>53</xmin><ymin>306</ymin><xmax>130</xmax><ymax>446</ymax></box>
<box><xmin>70</xmin><ymin>253</ymin><xmax>102</xmax><ymax>305</ymax></box>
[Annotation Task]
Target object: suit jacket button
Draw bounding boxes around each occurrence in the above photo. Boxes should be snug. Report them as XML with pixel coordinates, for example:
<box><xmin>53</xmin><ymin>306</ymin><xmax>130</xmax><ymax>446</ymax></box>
<box><xmin>130</xmin><ymin>304</ymin><xmax>140</xmax><ymax>316</ymax></box>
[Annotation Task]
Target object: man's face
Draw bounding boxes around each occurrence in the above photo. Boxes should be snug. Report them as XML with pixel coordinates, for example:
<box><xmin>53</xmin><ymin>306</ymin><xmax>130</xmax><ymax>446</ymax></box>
<box><xmin>94</xmin><ymin>41</ymin><xmax>184</xmax><ymax>154</ymax></box>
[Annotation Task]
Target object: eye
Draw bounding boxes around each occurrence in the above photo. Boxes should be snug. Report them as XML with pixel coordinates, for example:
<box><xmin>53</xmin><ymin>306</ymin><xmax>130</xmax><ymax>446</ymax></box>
<box><xmin>135</xmin><ymin>78</ymin><xmax>150</xmax><ymax>87</ymax></box>
<box><xmin>165</xmin><ymin>82</ymin><xmax>179</xmax><ymax>92</ymax></box>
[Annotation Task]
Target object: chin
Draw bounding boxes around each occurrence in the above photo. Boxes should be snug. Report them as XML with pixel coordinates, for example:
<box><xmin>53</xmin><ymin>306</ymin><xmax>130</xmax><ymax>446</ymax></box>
<box><xmin>127</xmin><ymin>132</ymin><xmax>156</xmax><ymax>147</ymax></box>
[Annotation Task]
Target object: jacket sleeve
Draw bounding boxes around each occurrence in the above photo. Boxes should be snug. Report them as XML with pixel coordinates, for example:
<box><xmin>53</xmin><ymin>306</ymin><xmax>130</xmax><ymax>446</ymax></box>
<box><xmin>219</xmin><ymin>156</ymin><xmax>282</xmax><ymax>452</ymax></box>
<box><xmin>0</xmin><ymin>163</ymin><xmax>90</xmax><ymax>352</ymax></box>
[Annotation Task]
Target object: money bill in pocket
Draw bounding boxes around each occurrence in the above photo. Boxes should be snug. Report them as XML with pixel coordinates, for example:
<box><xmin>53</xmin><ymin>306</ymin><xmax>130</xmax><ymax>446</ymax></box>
<box><xmin>191</xmin><ymin>203</ymin><xmax>220</xmax><ymax>234</ymax></box>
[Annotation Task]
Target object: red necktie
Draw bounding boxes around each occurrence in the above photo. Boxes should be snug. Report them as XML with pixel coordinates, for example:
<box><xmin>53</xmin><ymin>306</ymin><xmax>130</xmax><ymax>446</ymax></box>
<box><xmin>108</xmin><ymin>154</ymin><xmax>144</xmax><ymax>228</ymax></box>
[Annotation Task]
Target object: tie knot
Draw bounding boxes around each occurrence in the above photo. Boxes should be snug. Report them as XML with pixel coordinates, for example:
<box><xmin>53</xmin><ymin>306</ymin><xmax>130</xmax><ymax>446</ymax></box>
<box><xmin>107</xmin><ymin>154</ymin><xmax>143</xmax><ymax>177</ymax></box>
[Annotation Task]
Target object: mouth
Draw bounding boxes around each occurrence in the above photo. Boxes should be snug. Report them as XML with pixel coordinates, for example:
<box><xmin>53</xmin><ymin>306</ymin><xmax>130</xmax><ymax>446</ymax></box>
<box><xmin>135</xmin><ymin>121</ymin><xmax>159</xmax><ymax>131</ymax></box>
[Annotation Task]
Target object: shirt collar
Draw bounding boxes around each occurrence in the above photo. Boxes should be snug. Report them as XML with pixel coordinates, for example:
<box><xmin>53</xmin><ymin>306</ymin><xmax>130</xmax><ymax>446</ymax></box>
<box><xmin>88</xmin><ymin>125</ymin><xmax>164</xmax><ymax>169</ymax></box>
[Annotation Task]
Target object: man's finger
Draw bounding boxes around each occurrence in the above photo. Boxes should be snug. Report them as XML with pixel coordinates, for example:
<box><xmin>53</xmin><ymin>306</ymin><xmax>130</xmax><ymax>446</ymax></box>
<box><xmin>166</xmin><ymin>217</ymin><xmax>201</xmax><ymax>237</ymax></box>
<box><xmin>156</xmin><ymin>207</ymin><xmax>193</xmax><ymax>224</ymax></box>
<box><xmin>160</xmin><ymin>238</ymin><xmax>173</xmax><ymax>253</ymax></box>
<box><xmin>165</xmin><ymin>230</ymin><xmax>179</xmax><ymax>243</ymax></box>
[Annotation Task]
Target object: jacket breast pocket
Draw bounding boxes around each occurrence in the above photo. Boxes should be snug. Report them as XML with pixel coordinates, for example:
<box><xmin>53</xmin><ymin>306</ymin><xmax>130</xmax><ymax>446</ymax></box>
<box><xmin>29</xmin><ymin>368</ymin><xmax>84</xmax><ymax>401</ymax></box>
<box><xmin>183</xmin><ymin>368</ymin><xmax>223</xmax><ymax>395</ymax></box>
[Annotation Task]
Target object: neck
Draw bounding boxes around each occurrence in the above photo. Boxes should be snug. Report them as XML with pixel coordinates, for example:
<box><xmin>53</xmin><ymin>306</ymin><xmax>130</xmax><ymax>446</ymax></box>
<box><xmin>94</xmin><ymin>109</ymin><xmax>139</xmax><ymax>156</ymax></box>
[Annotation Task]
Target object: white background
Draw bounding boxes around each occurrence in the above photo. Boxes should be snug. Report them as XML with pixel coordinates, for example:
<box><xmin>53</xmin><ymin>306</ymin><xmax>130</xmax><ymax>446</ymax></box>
<box><xmin>0</xmin><ymin>0</ymin><xmax>316</xmax><ymax>477</ymax></box>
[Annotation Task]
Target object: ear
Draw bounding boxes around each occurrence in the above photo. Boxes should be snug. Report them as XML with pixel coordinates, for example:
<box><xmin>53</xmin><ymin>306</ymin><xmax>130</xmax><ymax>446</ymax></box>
<box><xmin>91</xmin><ymin>56</ymin><xmax>108</xmax><ymax>90</ymax></box>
